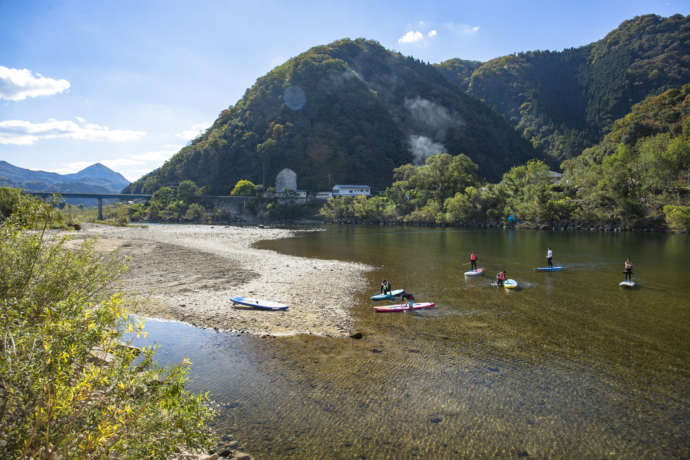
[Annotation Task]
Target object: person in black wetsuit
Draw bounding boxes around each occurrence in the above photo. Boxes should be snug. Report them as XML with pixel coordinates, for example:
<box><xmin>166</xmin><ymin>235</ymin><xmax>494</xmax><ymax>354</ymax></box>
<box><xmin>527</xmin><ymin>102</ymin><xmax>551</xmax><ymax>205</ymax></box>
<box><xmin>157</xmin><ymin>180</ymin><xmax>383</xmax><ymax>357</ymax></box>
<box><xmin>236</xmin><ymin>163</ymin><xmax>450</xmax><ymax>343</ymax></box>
<box><xmin>401</xmin><ymin>293</ymin><xmax>415</xmax><ymax>308</ymax></box>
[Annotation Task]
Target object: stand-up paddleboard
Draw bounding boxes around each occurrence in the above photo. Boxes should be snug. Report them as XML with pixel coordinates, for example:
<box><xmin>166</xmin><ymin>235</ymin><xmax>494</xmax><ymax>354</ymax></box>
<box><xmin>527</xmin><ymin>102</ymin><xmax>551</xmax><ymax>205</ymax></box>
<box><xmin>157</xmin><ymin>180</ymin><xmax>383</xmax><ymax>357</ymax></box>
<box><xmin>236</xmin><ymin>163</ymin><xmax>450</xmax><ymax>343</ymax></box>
<box><xmin>230</xmin><ymin>296</ymin><xmax>288</xmax><ymax>311</ymax></box>
<box><xmin>536</xmin><ymin>266</ymin><xmax>564</xmax><ymax>271</ymax></box>
<box><xmin>374</xmin><ymin>302</ymin><xmax>435</xmax><ymax>313</ymax></box>
<box><xmin>464</xmin><ymin>268</ymin><xmax>484</xmax><ymax>277</ymax></box>
<box><xmin>370</xmin><ymin>289</ymin><xmax>405</xmax><ymax>301</ymax></box>
<box><xmin>504</xmin><ymin>279</ymin><xmax>518</xmax><ymax>289</ymax></box>
<box><xmin>619</xmin><ymin>280</ymin><xmax>636</xmax><ymax>288</ymax></box>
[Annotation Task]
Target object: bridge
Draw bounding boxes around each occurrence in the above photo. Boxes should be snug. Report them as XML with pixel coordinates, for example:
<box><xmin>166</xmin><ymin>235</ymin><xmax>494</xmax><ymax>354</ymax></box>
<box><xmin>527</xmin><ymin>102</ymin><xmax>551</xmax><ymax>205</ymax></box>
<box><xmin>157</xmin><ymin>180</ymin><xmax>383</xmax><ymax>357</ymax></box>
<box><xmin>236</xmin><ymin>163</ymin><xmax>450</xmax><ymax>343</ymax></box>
<box><xmin>28</xmin><ymin>191</ymin><xmax>257</xmax><ymax>220</ymax></box>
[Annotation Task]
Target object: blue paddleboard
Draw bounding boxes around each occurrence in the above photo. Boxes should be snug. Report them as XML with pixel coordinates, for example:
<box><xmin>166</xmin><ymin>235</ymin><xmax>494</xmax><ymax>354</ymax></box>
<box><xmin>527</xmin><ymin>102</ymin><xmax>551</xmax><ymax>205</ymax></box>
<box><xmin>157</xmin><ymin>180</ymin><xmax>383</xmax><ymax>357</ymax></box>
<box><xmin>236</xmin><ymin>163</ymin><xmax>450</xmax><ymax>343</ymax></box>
<box><xmin>370</xmin><ymin>289</ymin><xmax>405</xmax><ymax>301</ymax></box>
<box><xmin>535</xmin><ymin>266</ymin><xmax>564</xmax><ymax>271</ymax></box>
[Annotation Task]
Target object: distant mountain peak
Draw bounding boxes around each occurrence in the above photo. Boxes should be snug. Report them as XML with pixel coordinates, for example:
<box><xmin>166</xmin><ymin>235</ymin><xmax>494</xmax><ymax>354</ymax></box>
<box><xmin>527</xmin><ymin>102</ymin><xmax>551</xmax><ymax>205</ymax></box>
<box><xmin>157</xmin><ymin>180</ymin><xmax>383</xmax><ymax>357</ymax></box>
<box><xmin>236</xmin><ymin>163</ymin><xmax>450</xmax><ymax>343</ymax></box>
<box><xmin>70</xmin><ymin>163</ymin><xmax>129</xmax><ymax>184</ymax></box>
<box><xmin>0</xmin><ymin>160</ymin><xmax>130</xmax><ymax>193</ymax></box>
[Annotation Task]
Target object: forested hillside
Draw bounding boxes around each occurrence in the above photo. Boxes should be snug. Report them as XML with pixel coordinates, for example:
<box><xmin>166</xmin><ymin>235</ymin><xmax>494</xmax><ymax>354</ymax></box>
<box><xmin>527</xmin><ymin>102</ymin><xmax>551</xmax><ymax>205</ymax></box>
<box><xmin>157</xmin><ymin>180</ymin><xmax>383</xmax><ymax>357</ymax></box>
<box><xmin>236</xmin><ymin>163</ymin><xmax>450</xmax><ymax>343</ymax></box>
<box><xmin>450</xmin><ymin>14</ymin><xmax>690</xmax><ymax>161</ymax></box>
<box><xmin>321</xmin><ymin>84</ymin><xmax>690</xmax><ymax>231</ymax></box>
<box><xmin>125</xmin><ymin>39</ymin><xmax>536</xmax><ymax>194</ymax></box>
<box><xmin>560</xmin><ymin>84</ymin><xmax>690</xmax><ymax>229</ymax></box>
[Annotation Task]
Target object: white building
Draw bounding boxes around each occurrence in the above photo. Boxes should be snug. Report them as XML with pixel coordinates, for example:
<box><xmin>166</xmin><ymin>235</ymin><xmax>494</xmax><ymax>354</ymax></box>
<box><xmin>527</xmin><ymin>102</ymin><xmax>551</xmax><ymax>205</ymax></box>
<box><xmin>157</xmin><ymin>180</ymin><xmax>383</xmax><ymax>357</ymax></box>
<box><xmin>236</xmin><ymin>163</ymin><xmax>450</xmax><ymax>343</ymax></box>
<box><xmin>315</xmin><ymin>191</ymin><xmax>333</xmax><ymax>200</ymax></box>
<box><xmin>275</xmin><ymin>168</ymin><xmax>297</xmax><ymax>193</ymax></box>
<box><xmin>332</xmin><ymin>184</ymin><xmax>371</xmax><ymax>197</ymax></box>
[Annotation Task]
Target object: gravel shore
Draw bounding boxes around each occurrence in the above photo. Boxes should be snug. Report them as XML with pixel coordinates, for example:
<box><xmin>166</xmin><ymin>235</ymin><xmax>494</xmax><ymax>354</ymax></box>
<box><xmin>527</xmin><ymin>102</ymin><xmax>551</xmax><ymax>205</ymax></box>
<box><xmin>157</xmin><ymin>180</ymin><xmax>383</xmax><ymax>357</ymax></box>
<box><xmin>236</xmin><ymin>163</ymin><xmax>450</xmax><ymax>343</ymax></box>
<box><xmin>73</xmin><ymin>223</ymin><xmax>371</xmax><ymax>337</ymax></box>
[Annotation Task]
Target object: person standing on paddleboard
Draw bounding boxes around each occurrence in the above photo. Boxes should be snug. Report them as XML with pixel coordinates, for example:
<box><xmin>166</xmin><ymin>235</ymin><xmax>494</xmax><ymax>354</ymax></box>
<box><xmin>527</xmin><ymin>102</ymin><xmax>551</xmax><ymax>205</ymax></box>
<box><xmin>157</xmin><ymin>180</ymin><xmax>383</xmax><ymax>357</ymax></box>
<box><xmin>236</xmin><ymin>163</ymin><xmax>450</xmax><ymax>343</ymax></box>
<box><xmin>624</xmin><ymin>258</ymin><xmax>633</xmax><ymax>281</ymax></box>
<box><xmin>470</xmin><ymin>251</ymin><xmax>478</xmax><ymax>271</ymax></box>
<box><xmin>547</xmin><ymin>248</ymin><xmax>553</xmax><ymax>268</ymax></box>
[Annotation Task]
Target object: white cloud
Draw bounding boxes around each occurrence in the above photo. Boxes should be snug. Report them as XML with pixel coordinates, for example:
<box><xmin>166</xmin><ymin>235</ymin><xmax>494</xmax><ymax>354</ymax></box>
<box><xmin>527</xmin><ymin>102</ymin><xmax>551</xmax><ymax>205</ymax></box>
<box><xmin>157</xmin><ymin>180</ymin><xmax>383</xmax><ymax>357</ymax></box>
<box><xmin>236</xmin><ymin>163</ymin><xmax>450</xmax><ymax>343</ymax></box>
<box><xmin>176</xmin><ymin>122</ymin><xmax>209</xmax><ymax>142</ymax></box>
<box><xmin>398</xmin><ymin>31</ymin><xmax>425</xmax><ymax>44</ymax></box>
<box><xmin>0</xmin><ymin>66</ymin><xmax>70</xmax><ymax>101</ymax></box>
<box><xmin>0</xmin><ymin>118</ymin><xmax>145</xmax><ymax>145</ymax></box>
<box><xmin>428</xmin><ymin>30</ymin><xmax>437</xmax><ymax>38</ymax></box>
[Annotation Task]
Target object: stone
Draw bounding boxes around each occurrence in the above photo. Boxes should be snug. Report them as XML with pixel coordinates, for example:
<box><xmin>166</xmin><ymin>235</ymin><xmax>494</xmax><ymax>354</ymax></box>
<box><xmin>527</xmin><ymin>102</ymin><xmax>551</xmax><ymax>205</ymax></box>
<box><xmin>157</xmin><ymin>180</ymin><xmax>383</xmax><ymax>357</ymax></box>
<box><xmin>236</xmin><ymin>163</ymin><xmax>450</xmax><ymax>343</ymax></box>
<box><xmin>233</xmin><ymin>452</ymin><xmax>253</xmax><ymax>460</ymax></box>
<box><xmin>350</xmin><ymin>332</ymin><xmax>363</xmax><ymax>339</ymax></box>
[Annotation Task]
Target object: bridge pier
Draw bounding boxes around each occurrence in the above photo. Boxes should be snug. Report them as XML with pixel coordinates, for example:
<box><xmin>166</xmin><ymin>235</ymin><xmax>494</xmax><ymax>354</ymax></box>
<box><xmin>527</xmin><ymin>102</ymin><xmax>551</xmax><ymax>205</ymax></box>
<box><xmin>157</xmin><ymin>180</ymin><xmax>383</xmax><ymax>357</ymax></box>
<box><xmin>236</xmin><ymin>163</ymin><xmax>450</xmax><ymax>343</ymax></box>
<box><xmin>97</xmin><ymin>198</ymin><xmax>103</xmax><ymax>220</ymax></box>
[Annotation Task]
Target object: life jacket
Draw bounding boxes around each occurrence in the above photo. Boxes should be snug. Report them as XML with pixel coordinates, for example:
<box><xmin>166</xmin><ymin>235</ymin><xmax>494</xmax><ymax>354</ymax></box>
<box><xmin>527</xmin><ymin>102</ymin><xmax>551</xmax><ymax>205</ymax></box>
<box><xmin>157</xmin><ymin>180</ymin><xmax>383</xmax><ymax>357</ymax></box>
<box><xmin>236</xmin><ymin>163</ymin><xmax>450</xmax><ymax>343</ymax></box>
<box><xmin>470</xmin><ymin>253</ymin><xmax>477</xmax><ymax>261</ymax></box>
<box><xmin>498</xmin><ymin>272</ymin><xmax>505</xmax><ymax>280</ymax></box>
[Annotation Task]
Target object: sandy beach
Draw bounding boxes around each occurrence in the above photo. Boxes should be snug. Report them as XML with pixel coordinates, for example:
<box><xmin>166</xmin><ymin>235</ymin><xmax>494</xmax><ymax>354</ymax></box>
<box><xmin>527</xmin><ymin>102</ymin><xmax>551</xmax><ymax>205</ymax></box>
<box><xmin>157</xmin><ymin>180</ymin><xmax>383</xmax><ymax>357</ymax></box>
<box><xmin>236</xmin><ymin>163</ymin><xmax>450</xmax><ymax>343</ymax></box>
<box><xmin>70</xmin><ymin>223</ymin><xmax>371</xmax><ymax>337</ymax></box>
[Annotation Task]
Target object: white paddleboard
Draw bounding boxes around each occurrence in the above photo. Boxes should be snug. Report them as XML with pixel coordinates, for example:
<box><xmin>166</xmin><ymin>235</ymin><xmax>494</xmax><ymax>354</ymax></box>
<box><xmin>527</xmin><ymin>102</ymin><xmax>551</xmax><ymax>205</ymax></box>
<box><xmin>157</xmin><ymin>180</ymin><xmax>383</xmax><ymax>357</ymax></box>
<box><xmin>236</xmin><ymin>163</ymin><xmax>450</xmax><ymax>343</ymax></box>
<box><xmin>230</xmin><ymin>296</ymin><xmax>289</xmax><ymax>311</ymax></box>
<box><xmin>373</xmin><ymin>302</ymin><xmax>435</xmax><ymax>313</ymax></box>
<box><xmin>464</xmin><ymin>268</ymin><xmax>484</xmax><ymax>276</ymax></box>
<box><xmin>619</xmin><ymin>280</ymin><xmax>636</xmax><ymax>288</ymax></box>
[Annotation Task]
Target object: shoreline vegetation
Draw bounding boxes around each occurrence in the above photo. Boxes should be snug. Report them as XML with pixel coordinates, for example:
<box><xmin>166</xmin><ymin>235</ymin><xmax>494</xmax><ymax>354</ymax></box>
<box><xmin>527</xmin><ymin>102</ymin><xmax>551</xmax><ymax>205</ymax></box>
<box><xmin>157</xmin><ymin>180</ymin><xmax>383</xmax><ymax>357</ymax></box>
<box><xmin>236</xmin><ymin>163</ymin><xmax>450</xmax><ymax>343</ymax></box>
<box><xmin>0</xmin><ymin>193</ymin><xmax>219</xmax><ymax>459</ymax></box>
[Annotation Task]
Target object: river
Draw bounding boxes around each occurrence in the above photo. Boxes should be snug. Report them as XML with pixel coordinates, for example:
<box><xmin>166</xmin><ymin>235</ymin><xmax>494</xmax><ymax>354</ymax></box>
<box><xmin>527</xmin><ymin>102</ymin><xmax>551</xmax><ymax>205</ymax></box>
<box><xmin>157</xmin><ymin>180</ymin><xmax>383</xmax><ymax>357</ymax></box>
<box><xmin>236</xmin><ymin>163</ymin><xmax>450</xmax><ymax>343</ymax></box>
<box><xmin>130</xmin><ymin>226</ymin><xmax>690</xmax><ymax>458</ymax></box>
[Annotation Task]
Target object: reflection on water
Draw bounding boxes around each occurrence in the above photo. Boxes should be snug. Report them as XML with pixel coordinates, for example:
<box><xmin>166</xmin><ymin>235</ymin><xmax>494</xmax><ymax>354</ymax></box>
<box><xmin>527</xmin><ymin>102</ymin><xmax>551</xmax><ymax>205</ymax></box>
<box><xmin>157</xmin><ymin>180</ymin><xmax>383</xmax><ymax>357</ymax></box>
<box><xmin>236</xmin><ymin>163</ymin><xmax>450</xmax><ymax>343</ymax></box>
<box><xmin>131</xmin><ymin>227</ymin><xmax>690</xmax><ymax>458</ymax></box>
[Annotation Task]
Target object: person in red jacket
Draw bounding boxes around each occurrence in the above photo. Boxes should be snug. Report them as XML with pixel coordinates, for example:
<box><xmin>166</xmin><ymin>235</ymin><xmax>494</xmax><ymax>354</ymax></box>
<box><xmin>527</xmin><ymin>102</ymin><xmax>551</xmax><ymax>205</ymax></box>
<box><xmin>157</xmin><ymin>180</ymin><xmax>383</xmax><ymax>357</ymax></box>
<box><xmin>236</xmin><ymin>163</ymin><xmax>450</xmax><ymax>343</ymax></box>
<box><xmin>496</xmin><ymin>271</ymin><xmax>506</xmax><ymax>287</ymax></box>
<box><xmin>470</xmin><ymin>252</ymin><xmax>478</xmax><ymax>271</ymax></box>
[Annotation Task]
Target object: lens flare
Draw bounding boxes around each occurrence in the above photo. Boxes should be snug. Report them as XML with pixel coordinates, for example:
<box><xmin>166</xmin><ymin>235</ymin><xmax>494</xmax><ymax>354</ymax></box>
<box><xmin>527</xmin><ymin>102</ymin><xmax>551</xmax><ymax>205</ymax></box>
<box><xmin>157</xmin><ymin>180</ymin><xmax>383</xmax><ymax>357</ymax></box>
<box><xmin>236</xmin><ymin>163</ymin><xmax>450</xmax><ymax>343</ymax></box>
<box><xmin>283</xmin><ymin>85</ymin><xmax>306</xmax><ymax>111</ymax></box>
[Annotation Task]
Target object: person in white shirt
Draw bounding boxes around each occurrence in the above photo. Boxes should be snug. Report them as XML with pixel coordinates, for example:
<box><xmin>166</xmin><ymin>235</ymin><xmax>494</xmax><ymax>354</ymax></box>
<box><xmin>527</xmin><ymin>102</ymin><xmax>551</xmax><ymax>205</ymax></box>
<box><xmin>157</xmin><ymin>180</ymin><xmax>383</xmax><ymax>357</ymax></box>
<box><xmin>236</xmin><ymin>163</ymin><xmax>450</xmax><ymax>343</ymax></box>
<box><xmin>547</xmin><ymin>248</ymin><xmax>553</xmax><ymax>267</ymax></box>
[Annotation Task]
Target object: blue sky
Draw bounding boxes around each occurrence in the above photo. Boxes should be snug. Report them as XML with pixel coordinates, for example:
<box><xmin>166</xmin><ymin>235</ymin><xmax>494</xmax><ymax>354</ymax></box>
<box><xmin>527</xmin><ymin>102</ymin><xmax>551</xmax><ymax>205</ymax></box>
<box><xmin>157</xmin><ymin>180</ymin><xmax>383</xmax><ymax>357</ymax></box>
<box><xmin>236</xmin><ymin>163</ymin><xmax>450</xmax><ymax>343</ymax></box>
<box><xmin>0</xmin><ymin>0</ymin><xmax>687</xmax><ymax>181</ymax></box>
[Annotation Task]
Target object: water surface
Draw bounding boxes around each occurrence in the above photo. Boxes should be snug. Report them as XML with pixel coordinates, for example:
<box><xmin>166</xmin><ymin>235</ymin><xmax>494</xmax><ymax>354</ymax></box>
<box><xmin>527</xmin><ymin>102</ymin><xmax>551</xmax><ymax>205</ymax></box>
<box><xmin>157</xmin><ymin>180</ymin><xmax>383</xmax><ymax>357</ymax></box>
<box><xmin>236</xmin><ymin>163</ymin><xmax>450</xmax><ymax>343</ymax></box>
<box><xmin>131</xmin><ymin>227</ymin><xmax>690</xmax><ymax>458</ymax></box>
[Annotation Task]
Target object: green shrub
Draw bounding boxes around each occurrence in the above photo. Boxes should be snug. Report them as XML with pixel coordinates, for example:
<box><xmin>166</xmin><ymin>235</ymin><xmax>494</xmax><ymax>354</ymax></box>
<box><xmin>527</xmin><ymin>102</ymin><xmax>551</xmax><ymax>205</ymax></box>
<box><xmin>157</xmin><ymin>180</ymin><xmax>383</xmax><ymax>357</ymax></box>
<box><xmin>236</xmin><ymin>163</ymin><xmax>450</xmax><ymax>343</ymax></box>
<box><xmin>664</xmin><ymin>204</ymin><xmax>690</xmax><ymax>232</ymax></box>
<box><xmin>0</xmin><ymin>196</ymin><xmax>215</xmax><ymax>458</ymax></box>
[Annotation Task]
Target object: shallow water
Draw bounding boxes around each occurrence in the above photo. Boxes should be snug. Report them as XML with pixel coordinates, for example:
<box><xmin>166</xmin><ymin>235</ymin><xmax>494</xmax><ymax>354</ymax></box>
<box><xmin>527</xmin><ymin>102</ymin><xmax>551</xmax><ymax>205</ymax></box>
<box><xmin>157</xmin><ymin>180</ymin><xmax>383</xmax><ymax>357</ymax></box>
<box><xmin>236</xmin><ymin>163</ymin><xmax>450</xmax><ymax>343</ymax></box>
<box><xmin>130</xmin><ymin>227</ymin><xmax>690</xmax><ymax>458</ymax></box>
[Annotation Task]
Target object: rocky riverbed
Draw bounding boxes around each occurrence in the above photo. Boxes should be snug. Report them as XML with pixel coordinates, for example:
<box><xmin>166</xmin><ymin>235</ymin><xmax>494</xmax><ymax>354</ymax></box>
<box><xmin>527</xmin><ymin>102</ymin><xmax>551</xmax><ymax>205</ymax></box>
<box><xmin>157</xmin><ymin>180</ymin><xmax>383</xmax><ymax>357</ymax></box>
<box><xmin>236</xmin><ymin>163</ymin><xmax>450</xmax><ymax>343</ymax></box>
<box><xmin>68</xmin><ymin>223</ymin><xmax>371</xmax><ymax>337</ymax></box>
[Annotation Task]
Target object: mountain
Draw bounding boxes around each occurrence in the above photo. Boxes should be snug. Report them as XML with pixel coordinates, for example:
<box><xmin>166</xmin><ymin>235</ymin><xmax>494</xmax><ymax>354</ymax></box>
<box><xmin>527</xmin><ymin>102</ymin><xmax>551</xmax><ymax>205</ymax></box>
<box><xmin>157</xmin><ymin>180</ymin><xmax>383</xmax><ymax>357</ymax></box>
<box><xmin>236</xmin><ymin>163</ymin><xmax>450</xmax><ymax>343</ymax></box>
<box><xmin>440</xmin><ymin>14</ymin><xmax>690</xmax><ymax>162</ymax></box>
<box><xmin>0</xmin><ymin>161</ymin><xmax>130</xmax><ymax>194</ymax></box>
<box><xmin>560</xmin><ymin>83</ymin><xmax>690</xmax><ymax>227</ymax></box>
<box><xmin>125</xmin><ymin>39</ymin><xmax>538</xmax><ymax>194</ymax></box>
<box><xmin>434</xmin><ymin>58</ymin><xmax>482</xmax><ymax>90</ymax></box>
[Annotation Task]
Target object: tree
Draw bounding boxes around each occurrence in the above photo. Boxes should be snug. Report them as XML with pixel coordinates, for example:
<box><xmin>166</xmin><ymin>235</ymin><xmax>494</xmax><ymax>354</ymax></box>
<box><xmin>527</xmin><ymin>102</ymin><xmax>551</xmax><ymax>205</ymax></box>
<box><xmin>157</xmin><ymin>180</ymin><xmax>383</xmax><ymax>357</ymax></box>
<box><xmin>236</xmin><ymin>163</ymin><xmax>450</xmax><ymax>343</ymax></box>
<box><xmin>230</xmin><ymin>179</ymin><xmax>256</xmax><ymax>196</ymax></box>
<box><xmin>151</xmin><ymin>186</ymin><xmax>175</xmax><ymax>208</ymax></box>
<box><xmin>176</xmin><ymin>180</ymin><xmax>201</xmax><ymax>205</ymax></box>
<box><xmin>183</xmin><ymin>203</ymin><xmax>206</xmax><ymax>222</ymax></box>
<box><xmin>0</xmin><ymin>195</ymin><xmax>215</xmax><ymax>458</ymax></box>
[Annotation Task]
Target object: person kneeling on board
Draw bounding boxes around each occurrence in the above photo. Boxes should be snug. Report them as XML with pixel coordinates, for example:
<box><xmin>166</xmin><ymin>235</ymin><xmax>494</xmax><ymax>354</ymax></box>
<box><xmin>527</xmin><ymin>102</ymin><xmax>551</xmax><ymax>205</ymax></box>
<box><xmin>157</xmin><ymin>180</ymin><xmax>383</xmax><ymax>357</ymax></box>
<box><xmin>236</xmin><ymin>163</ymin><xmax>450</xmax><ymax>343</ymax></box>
<box><xmin>401</xmin><ymin>293</ymin><xmax>415</xmax><ymax>308</ymax></box>
<box><xmin>496</xmin><ymin>271</ymin><xmax>506</xmax><ymax>287</ymax></box>
<box><xmin>624</xmin><ymin>258</ymin><xmax>633</xmax><ymax>281</ymax></box>
<box><xmin>380</xmin><ymin>279</ymin><xmax>392</xmax><ymax>295</ymax></box>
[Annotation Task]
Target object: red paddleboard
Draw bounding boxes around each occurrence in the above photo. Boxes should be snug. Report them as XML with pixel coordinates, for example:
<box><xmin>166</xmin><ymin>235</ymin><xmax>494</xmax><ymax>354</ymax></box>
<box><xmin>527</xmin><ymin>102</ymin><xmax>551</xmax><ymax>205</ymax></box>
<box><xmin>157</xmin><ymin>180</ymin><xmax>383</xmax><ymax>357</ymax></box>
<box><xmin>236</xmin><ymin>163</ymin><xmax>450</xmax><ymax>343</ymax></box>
<box><xmin>373</xmin><ymin>302</ymin><xmax>435</xmax><ymax>313</ymax></box>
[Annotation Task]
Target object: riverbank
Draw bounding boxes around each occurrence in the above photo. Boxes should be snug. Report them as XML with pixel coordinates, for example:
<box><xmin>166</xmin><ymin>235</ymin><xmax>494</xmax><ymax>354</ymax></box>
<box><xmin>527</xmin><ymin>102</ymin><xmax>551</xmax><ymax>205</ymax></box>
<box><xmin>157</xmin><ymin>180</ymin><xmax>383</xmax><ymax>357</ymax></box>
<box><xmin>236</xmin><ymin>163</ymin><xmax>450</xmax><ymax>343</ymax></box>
<box><xmin>68</xmin><ymin>223</ymin><xmax>371</xmax><ymax>337</ymax></box>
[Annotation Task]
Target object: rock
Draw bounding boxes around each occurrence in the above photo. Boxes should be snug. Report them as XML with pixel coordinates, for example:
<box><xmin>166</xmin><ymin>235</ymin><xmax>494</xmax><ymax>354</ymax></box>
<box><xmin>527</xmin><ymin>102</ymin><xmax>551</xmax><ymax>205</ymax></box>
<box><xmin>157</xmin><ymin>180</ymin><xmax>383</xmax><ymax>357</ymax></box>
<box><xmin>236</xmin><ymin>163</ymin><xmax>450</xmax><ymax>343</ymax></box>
<box><xmin>233</xmin><ymin>452</ymin><xmax>253</xmax><ymax>460</ymax></box>
<box><xmin>350</xmin><ymin>332</ymin><xmax>363</xmax><ymax>339</ymax></box>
